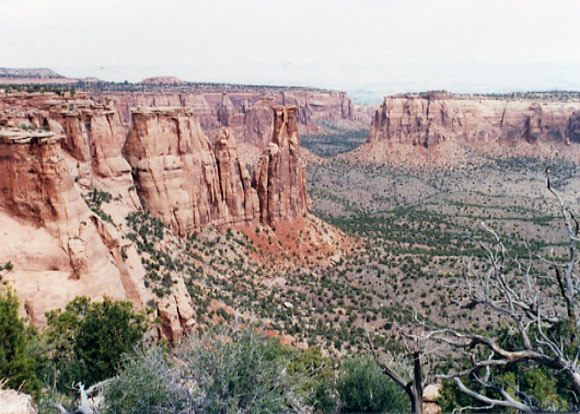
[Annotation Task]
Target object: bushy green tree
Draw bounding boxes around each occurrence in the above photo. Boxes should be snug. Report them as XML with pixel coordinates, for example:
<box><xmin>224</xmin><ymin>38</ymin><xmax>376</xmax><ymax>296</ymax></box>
<box><xmin>0</xmin><ymin>288</ymin><xmax>40</xmax><ymax>396</ymax></box>
<box><xmin>45</xmin><ymin>296</ymin><xmax>147</xmax><ymax>387</ymax></box>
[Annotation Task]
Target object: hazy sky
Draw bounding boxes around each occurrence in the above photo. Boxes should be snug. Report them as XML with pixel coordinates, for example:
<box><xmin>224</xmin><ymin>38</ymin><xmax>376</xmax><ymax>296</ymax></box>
<box><xmin>2</xmin><ymin>0</ymin><xmax>580</xmax><ymax>101</ymax></box>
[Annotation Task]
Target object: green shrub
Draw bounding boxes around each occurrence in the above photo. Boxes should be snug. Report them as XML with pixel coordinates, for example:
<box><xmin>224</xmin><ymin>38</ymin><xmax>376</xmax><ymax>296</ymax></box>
<box><xmin>102</xmin><ymin>327</ymin><xmax>307</xmax><ymax>414</ymax></box>
<box><xmin>180</xmin><ymin>327</ymin><xmax>304</xmax><ymax>413</ymax></box>
<box><xmin>0</xmin><ymin>288</ymin><xmax>41</xmax><ymax>396</ymax></box>
<box><xmin>104</xmin><ymin>347</ymin><xmax>185</xmax><ymax>414</ymax></box>
<box><xmin>45</xmin><ymin>296</ymin><xmax>147</xmax><ymax>388</ymax></box>
<box><xmin>335</xmin><ymin>356</ymin><xmax>408</xmax><ymax>414</ymax></box>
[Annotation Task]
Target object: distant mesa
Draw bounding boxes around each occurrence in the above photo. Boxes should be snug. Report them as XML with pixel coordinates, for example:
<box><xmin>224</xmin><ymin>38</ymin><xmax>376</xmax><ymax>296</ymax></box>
<box><xmin>0</xmin><ymin>67</ymin><xmax>77</xmax><ymax>85</ymax></box>
<box><xmin>0</xmin><ymin>67</ymin><xmax>66</xmax><ymax>79</ymax></box>
<box><xmin>139</xmin><ymin>76</ymin><xmax>186</xmax><ymax>85</ymax></box>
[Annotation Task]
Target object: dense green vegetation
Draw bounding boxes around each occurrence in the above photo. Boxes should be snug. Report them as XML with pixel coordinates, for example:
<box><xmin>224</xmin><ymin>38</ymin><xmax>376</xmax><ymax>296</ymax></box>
<box><xmin>0</xmin><ymin>288</ymin><xmax>41</xmax><ymax>396</ymax></box>
<box><xmin>0</xmin><ymin>295</ymin><xmax>147</xmax><ymax>411</ymax></box>
<box><xmin>104</xmin><ymin>327</ymin><xmax>408</xmax><ymax>414</ymax></box>
<box><xmin>43</xmin><ymin>297</ymin><xmax>148</xmax><ymax>388</ymax></box>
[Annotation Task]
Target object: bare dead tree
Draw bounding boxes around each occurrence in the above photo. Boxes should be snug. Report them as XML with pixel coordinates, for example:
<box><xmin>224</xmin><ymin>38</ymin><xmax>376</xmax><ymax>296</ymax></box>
<box><xmin>427</xmin><ymin>168</ymin><xmax>580</xmax><ymax>412</ymax></box>
<box><xmin>366</xmin><ymin>314</ymin><xmax>443</xmax><ymax>414</ymax></box>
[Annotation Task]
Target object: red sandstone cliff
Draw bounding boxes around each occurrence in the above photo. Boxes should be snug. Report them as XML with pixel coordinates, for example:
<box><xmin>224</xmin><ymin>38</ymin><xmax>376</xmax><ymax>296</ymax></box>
<box><xmin>353</xmin><ymin>94</ymin><xmax>580</xmax><ymax>166</ymax></box>
<box><xmin>367</xmin><ymin>94</ymin><xmax>580</xmax><ymax>147</ymax></box>
<box><xmin>0</xmin><ymin>127</ymin><xmax>146</xmax><ymax>324</ymax></box>
<box><xmin>0</xmin><ymin>92</ymin><xmax>312</xmax><ymax>339</ymax></box>
<box><xmin>253</xmin><ymin>105</ymin><xmax>309</xmax><ymax>225</ymax></box>
<box><xmin>0</xmin><ymin>92</ymin><xmax>138</xmax><ymax>202</ymax></box>
<box><xmin>242</xmin><ymin>98</ymin><xmax>275</xmax><ymax>147</ymax></box>
<box><xmin>123</xmin><ymin>107</ymin><xmax>227</xmax><ymax>236</ymax></box>
<box><xmin>92</xmin><ymin>89</ymin><xmax>362</xmax><ymax>145</ymax></box>
<box><xmin>123</xmin><ymin>104</ymin><xmax>308</xmax><ymax>233</ymax></box>
<box><xmin>214</xmin><ymin>127</ymin><xmax>259</xmax><ymax>224</ymax></box>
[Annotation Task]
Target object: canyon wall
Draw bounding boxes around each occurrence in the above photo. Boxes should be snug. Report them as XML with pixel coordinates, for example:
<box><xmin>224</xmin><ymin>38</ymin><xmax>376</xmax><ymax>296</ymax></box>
<box><xmin>123</xmin><ymin>105</ymin><xmax>308</xmax><ymax>234</ymax></box>
<box><xmin>0</xmin><ymin>92</ymin><xmax>138</xmax><ymax>202</ymax></box>
<box><xmin>0</xmin><ymin>127</ymin><xmax>146</xmax><ymax>325</ymax></box>
<box><xmin>0</xmin><ymin>90</ymin><xmax>310</xmax><ymax>338</ymax></box>
<box><xmin>214</xmin><ymin>127</ymin><xmax>260</xmax><ymax>223</ymax></box>
<box><xmin>94</xmin><ymin>89</ymin><xmax>360</xmax><ymax>144</ymax></box>
<box><xmin>123</xmin><ymin>107</ymin><xmax>250</xmax><ymax>236</ymax></box>
<box><xmin>354</xmin><ymin>93</ymin><xmax>580</xmax><ymax>166</ymax></box>
<box><xmin>368</xmin><ymin>94</ymin><xmax>580</xmax><ymax>147</ymax></box>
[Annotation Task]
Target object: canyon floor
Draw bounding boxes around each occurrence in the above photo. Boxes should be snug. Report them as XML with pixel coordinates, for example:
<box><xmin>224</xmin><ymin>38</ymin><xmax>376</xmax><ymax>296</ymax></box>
<box><xmin>298</xmin><ymin>133</ymin><xmax>578</xmax><ymax>354</ymax></box>
<box><xmin>63</xmin><ymin>130</ymin><xmax>576</xmax><ymax>359</ymax></box>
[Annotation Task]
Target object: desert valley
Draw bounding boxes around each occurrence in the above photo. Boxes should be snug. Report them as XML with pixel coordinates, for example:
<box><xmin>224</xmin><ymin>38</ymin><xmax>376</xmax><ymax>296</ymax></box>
<box><xmin>1</xmin><ymin>65</ymin><xmax>580</xmax><ymax>414</ymax></box>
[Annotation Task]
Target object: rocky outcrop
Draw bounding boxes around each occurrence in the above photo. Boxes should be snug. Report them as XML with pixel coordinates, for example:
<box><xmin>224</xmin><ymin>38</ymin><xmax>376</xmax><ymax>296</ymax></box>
<box><xmin>0</xmin><ymin>128</ymin><xmax>95</xmax><ymax>243</ymax></box>
<box><xmin>216</xmin><ymin>93</ymin><xmax>236</xmax><ymax>127</ymax></box>
<box><xmin>0</xmin><ymin>389</ymin><xmax>37</xmax><ymax>414</ymax></box>
<box><xmin>242</xmin><ymin>98</ymin><xmax>275</xmax><ymax>147</ymax></box>
<box><xmin>0</xmin><ymin>93</ymin><xmax>314</xmax><ymax>337</ymax></box>
<box><xmin>124</xmin><ymin>105</ymin><xmax>309</xmax><ymax>232</ymax></box>
<box><xmin>123</xmin><ymin>107</ymin><xmax>226</xmax><ymax>236</ymax></box>
<box><xmin>0</xmin><ymin>92</ymin><xmax>137</xmax><ymax>201</ymax></box>
<box><xmin>568</xmin><ymin>111</ymin><xmax>580</xmax><ymax>143</ymax></box>
<box><xmin>214</xmin><ymin>128</ymin><xmax>259</xmax><ymax>223</ymax></box>
<box><xmin>0</xmin><ymin>127</ymin><xmax>142</xmax><ymax>324</ymax></box>
<box><xmin>367</xmin><ymin>94</ymin><xmax>580</xmax><ymax>148</ymax></box>
<box><xmin>253</xmin><ymin>105</ymin><xmax>309</xmax><ymax>225</ymax></box>
<box><xmin>140</xmin><ymin>76</ymin><xmax>186</xmax><ymax>85</ymax></box>
<box><xmin>157</xmin><ymin>277</ymin><xmax>196</xmax><ymax>342</ymax></box>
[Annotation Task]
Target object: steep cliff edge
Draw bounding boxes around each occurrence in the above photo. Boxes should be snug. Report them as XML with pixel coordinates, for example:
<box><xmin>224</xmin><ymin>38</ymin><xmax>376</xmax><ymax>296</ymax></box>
<box><xmin>0</xmin><ymin>94</ymin><xmax>315</xmax><ymax>340</ymax></box>
<box><xmin>214</xmin><ymin>127</ymin><xmax>259</xmax><ymax>224</ymax></box>
<box><xmin>93</xmin><ymin>89</ymin><xmax>364</xmax><ymax>144</ymax></box>
<box><xmin>0</xmin><ymin>127</ymin><xmax>145</xmax><ymax>324</ymax></box>
<box><xmin>124</xmin><ymin>105</ymin><xmax>309</xmax><ymax>233</ymax></box>
<box><xmin>253</xmin><ymin>105</ymin><xmax>309</xmax><ymax>225</ymax></box>
<box><xmin>352</xmin><ymin>94</ymin><xmax>580</xmax><ymax>166</ymax></box>
<box><xmin>124</xmin><ymin>107</ymin><xmax>226</xmax><ymax>236</ymax></box>
<box><xmin>0</xmin><ymin>92</ymin><xmax>138</xmax><ymax>203</ymax></box>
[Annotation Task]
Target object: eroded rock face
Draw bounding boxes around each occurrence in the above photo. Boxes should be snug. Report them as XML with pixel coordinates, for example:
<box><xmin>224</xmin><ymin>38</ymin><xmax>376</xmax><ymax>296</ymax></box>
<box><xmin>214</xmin><ymin>127</ymin><xmax>259</xmax><ymax>224</ymax></box>
<box><xmin>243</xmin><ymin>98</ymin><xmax>275</xmax><ymax>147</ymax></box>
<box><xmin>568</xmin><ymin>111</ymin><xmax>580</xmax><ymax>143</ymax></box>
<box><xmin>0</xmin><ymin>130</ymin><xmax>79</xmax><ymax>230</ymax></box>
<box><xmin>367</xmin><ymin>94</ymin><xmax>580</xmax><ymax>148</ymax></box>
<box><xmin>0</xmin><ymin>92</ymin><xmax>137</xmax><ymax>201</ymax></box>
<box><xmin>124</xmin><ymin>107</ymin><xmax>226</xmax><ymax>236</ymax></box>
<box><xmin>0</xmin><ymin>127</ymin><xmax>141</xmax><ymax>324</ymax></box>
<box><xmin>91</xmin><ymin>89</ymin><xmax>363</xmax><ymax>144</ymax></box>
<box><xmin>253</xmin><ymin>105</ymin><xmax>308</xmax><ymax>225</ymax></box>
<box><xmin>157</xmin><ymin>277</ymin><xmax>196</xmax><ymax>342</ymax></box>
<box><xmin>0</xmin><ymin>94</ymin><xmax>314</xmax><ymax>339</ymax></box>
<box><xmin>124</xmin><ymin>105</ymin><xmax>309</xmax><ymax>232</ymax></box>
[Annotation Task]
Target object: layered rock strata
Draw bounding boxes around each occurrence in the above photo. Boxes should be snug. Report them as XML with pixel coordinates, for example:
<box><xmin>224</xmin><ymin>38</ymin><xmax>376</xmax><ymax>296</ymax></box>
<box><xmin>368</xmin><ymin>94</ymin><xmax>580</xmax><ymax>148</ymax></box>
<box><xmin>253</xmin><ymin>105</ymin><xmax>309</xmax><ymax>225</ymax></box>
<box><xmin>0</xmin><ymin>127</ymin><xmax>144</xmax><ymax>324</ymax></box>
<box><xmin>0</xmin><ymin>95</ymin><xmax>311</xmax><ymax>339</ymax></box>
<box><xmin>0</xmin><ymin>92</ymin><xmax>137</xmax><ymax>201</ymax></box>
<box><xmin>95</xmin><ymin>89</ymin><xmax>360</xmax><ymax>143</ymax></box>
<box><xmin>214</xmin><ymin>127</ymin><xmax>259</xmax><ymax>223</ymax></box>
<box><xmin>123</xmin><ymin>107</ymin><xmax>226</xmax><ymax>236</ymax></box>
<box><xmin>123</xmin><ymin>105</ymin><xmax>308</xmax><ymax>233</ymax></box>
